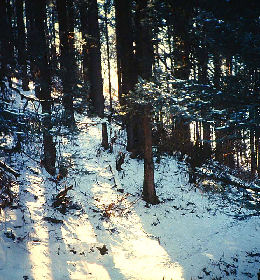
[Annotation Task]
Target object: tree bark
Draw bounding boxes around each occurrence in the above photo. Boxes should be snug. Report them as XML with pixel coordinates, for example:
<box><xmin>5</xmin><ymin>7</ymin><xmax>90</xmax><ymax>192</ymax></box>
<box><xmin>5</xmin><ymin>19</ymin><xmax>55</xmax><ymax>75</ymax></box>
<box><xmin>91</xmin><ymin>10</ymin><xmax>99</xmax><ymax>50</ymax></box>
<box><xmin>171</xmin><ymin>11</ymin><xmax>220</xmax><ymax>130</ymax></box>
<box><xmin>31</xmin><ymin>0</ymin><xmax>52</xmax><ymax>114</ymax></box>
<box><xmin>202</xmin><ymin>122</ymin><xmax>212</xmax><ymax>159</ymax></box>
<box><xmin>249</xmin><ymin>106</ymin><xmax>257</xmax><ymax>176</ymax></box>
<box><xmin>101</xmin><ymin>122</ymin><xmax>109</xmax><ymax>150</ymax></box>
<box><xmin>86</xmin><ymin>0</ymin><xmax>104</xmax><ymax>117</ymax></box>
<box><xmin>42</xmin><ymin>130</ymin><xmax>56</xmax><ymax>176</ymax></box>
<box><xmin>135</xmin><ymin>0</ymin><xmax>154</xmax><ymax>80</ymax></box>
<box><xmin>15</xmin><ymin>0</ymin><xmax>29</xmax><ymax>90</ymax></box>
<box><xmin>79</xmin><ymin>0</ymin><xmax>89</xmax><ymax>84</ymax></box>
<box><xmin>115</xmin><ymin>0</ymin><xmax>136</xmax><ymax>103</ymax></box>
<box><xmin>56</xmin><ymin>0</ymin><xmax>75</xmax><ymax>124</ymax></box>
<box><xmin>28</xmin><ymin>0</ymin><xmax>56</xmax><ymax>175</ymax></box>
<box><xmin>213</xmin><ymin>53</ymin><xmax>221</xmax><ymax>89</ymax></box>
<box><xmin>198</xmin><ymin>45</ymin><xmax>208</xmax><ymax>84</ymax></box>
<box><xmin>0</xmin><ymin>0</ymin><xmax>15</xmax><ymax>82</ymax></box>
<box><xmin>171</xmin><ymin>0</ymin><xmax>193</xmax><ymax>79</ymax></box>
<box><xmin>142</xmin><ymin>105</ymin><xmax>159</xmax><ymax>204</ymax></box>
<box><xmin>104</xmin><ymin>1</ymin><xmax>112</xmax><ymax>112</ymax></box>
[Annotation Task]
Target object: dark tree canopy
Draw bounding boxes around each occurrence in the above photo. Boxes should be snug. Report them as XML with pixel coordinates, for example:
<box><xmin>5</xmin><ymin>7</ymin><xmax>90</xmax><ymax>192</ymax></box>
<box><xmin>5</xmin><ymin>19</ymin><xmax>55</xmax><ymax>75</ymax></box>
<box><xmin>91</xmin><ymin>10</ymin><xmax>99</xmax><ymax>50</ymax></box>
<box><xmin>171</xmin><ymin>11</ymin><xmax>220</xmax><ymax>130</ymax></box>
<box><xmin>0</xmin><ymin>0</ymin><xmax>259</xmax><ymax>184</ymax></box>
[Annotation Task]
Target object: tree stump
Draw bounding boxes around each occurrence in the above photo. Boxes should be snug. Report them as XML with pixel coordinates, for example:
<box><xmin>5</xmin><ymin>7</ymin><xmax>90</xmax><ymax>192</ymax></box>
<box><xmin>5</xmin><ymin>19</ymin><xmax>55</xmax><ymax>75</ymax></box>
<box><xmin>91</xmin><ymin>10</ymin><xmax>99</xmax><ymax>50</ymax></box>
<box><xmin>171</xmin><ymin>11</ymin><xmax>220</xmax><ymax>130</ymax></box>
<box><xmin>101</xmin><ymin>122</ymin><xmax>109</xmax><ymax>150</ymax></box>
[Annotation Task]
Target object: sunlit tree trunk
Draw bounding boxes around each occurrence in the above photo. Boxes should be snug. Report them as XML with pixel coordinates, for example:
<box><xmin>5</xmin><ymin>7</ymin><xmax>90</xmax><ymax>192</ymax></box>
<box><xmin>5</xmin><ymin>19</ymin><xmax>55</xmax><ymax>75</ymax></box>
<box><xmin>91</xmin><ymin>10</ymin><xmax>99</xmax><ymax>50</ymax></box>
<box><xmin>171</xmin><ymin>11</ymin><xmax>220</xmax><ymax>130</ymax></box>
<box><xmin>79</xmin><ymin>4</ymin><xmax>87</xmax><ymax>83</ymax></box>
<box><xmin>104</xmin><ymin>0</ymin><xmax>112</xmax><ymax>112</ymax></box>
<box><xmin>226</xmin><ymin>56</ymin><xmax>232</xmax><ymax>76</ymax></box>
<box><xmin>166</xmin><ymin>24</ymin><xmax>174</xmax><ymax>73</ymax></box>
<box><xmin>153</xmin><ymin>31</ymin><xmax>160</xmax><ymax>69</ymax></box>
<box><xmin>25</xmin><ymin>0</ymin><xmax>34</xmax><ymax>73</ymax></box>
<box><xmin>48</xmin><ymin>2</ymin><xmax>59</xmax><ymax>77</ymax></box>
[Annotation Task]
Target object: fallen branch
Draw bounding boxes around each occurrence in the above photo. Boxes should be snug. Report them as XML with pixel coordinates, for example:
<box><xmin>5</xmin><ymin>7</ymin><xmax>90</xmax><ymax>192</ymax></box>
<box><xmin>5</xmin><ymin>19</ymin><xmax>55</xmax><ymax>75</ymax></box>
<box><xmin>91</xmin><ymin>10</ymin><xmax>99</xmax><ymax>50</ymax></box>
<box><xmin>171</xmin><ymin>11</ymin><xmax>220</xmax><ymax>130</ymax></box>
<box><xmin>0</xmin><ymin>161</ymin><xmax>20</xmax><ymax>177</ymax></box>
<box><xmin>52</xmin><ymin>185</ymin><xmax>73</xmax><ymax>208</ymax></box>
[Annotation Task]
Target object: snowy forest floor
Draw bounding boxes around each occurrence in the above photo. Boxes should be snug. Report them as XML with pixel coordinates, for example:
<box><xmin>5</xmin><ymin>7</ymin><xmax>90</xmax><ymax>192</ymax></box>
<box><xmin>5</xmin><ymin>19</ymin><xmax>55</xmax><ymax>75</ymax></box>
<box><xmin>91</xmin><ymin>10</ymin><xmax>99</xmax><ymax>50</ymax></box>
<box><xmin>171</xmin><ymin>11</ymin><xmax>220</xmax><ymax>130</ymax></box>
<box><xmin>0</xmin><ymin>94</ymin><xmax>260</xmax><ymax>279</ymax></box>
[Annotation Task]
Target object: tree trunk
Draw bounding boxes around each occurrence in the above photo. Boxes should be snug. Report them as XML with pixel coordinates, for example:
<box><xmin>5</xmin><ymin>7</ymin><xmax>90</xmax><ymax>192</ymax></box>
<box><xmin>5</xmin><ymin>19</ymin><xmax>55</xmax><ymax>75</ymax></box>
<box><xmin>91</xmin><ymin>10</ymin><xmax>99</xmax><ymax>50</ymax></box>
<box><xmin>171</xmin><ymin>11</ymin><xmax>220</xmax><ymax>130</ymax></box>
<box><xmin>101</xmin><ymin>122</ymin><xmax>109</xmax><ymax>150</ymax></box>
<box><xmin>29</xmin><ymin>0</ymin><xmax>56</xmax><ymax>174</ymax></box>
<box><xmin>256</xmin><ymin>126</ymin><xmax>260</xmax><ymax>176</ymax></box>
<box><xmin>166</xmin><ymin>24</ymin><xmax>174</xmax><ymax>73</ymax></box>
<box><xmin>126</xmin><ymin>109</ymin><xmax>144</xmax><ymax>156</ymax></box>
<box><xmin>86</xmin><ymin>0</ymin><xmax>104</xmax><ymax>117</ymax></box>
<box><xmin>115</xmin><ymin>0</ymin><xmax>136</xmax><ymax>103</ymax></box>
<box><xmin>142</xmin><ymin>105</ymin><xmax>158</xmax><ymax>204</ymax></box>
<box><xmin>226</xmin><ymin>56</ymin><xmax>233</xmax><ymax>76</ymax></box>
<box><xmin>171</xmin><ymin>0</ymin><xmax>193</xmax><ymax>80</ymax></box>
<box><xmin>31</xmin><ymin>0</ymin><xmax>52</xmax><ymax>114</ymax></box>
<box><xmin>15</xmin><ymin>0</ymin><xmax>29</xmax><ymax>90</ymax></box>
<box><xmin>25</xmin><ymin>0</ymin><xmax>34</xmax><ymax>75</ymax></box>
<box><xmin>202</xmin><ymin>122</ymin><xmax>212</xmax><ymax>159</ymax></box>
<box><xmin>135</xmin><ymin>0</ymin><xmax>154</xmax><ymax>80</ymax></box>
<box><xmin>79</xmin><ymin>0</ymin><xmax>89</xmax><ymax>85</ymax></box>
<box><xmin>249</xmin><ymin>106</ymin><xmax>257</xmax><ymax>176</ymax></box>
<box><xmin>42</xmin><ymin>131</ymin><xmax>56</xmax><ymax>176</ymax></box>
<box><xmin>104</xmin><ymin>1</ymin><xmax>112</xmax><ymax>112</ymax></box>
<box><xmin>172</xmin><ymin>118</ymin><xmax>191</xmax><ymax>155</ymax></box>
<box><xmin>198</xmin><ymin>45</ymin><xmax>208</xmax><ymax>84</ymax></box>
<box><xmin>56</xmin><ymin>0</ymin><xmax>75</xmax><ymax>124</ymax></box>
<box><xmin>215</xmin><ymin>126</ymin><xmax>224</xmax><ymax>164</ymax></box>
<box><xmin>213</xmin><ymin>53</ymin><xmax>221</xmax><ymax>89</ymax></box>
<box><xmin>0</xmin><ymin>0</ymin><xmax>15</xmax><ymax>82</ymax></box>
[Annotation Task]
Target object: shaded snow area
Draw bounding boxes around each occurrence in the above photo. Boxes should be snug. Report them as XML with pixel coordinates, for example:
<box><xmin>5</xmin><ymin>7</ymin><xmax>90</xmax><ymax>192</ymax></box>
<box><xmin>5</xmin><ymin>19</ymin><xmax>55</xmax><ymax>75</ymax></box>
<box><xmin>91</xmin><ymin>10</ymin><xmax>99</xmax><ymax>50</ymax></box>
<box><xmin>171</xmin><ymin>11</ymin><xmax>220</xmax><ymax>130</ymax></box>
<box><xmin>0</xmin><ymin>115</ymin><xmax>259</xmax><ymax>280</ymax></box>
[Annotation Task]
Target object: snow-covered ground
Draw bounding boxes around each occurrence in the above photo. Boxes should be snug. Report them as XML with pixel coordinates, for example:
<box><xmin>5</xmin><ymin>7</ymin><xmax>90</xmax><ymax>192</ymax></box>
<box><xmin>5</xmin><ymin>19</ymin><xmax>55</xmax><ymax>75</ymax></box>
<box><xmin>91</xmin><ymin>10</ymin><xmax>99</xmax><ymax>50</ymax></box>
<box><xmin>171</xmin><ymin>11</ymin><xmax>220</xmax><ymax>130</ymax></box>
<box><xmin>0</xmin><ymin>109</ymin><xmax>259</xmax><ymax>280</ymax></box>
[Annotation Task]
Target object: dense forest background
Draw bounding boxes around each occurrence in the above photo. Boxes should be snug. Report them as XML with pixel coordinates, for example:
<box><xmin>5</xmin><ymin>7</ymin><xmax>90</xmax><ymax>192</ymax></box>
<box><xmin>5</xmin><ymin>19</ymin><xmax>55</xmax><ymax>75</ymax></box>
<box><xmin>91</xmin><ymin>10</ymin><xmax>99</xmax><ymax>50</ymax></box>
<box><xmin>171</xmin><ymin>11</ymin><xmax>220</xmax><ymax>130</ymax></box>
<box><xmin>0</xmin><ymin>0</ymin><xmax>260</xmax><ymax>203</ymax></box>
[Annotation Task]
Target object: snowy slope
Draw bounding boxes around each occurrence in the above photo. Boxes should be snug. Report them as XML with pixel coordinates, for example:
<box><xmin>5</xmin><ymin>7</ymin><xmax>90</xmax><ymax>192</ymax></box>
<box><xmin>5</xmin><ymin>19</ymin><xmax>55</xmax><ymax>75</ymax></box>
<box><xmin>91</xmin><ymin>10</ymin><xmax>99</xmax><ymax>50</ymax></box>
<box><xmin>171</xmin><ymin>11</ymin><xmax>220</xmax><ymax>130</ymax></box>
<box><xmin>0</xmin><ymin>113</ymin><xmax>259</xmax><ymax>280</ymax></box>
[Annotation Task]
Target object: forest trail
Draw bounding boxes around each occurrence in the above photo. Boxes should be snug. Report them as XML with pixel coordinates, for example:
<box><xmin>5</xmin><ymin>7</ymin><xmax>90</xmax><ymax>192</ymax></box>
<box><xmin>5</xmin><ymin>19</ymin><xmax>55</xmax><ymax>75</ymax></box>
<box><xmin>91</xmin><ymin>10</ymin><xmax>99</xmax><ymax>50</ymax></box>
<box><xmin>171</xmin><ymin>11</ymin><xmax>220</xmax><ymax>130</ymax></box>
<box><xmin>0</xmin><ymin>116</ymin><xmax>184</xmax><ymax>280</ymax></box>
<box><xmin>0</xmin><ymin>114</ymin><xmax>259</xmax><ymax>280</ymax></box>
